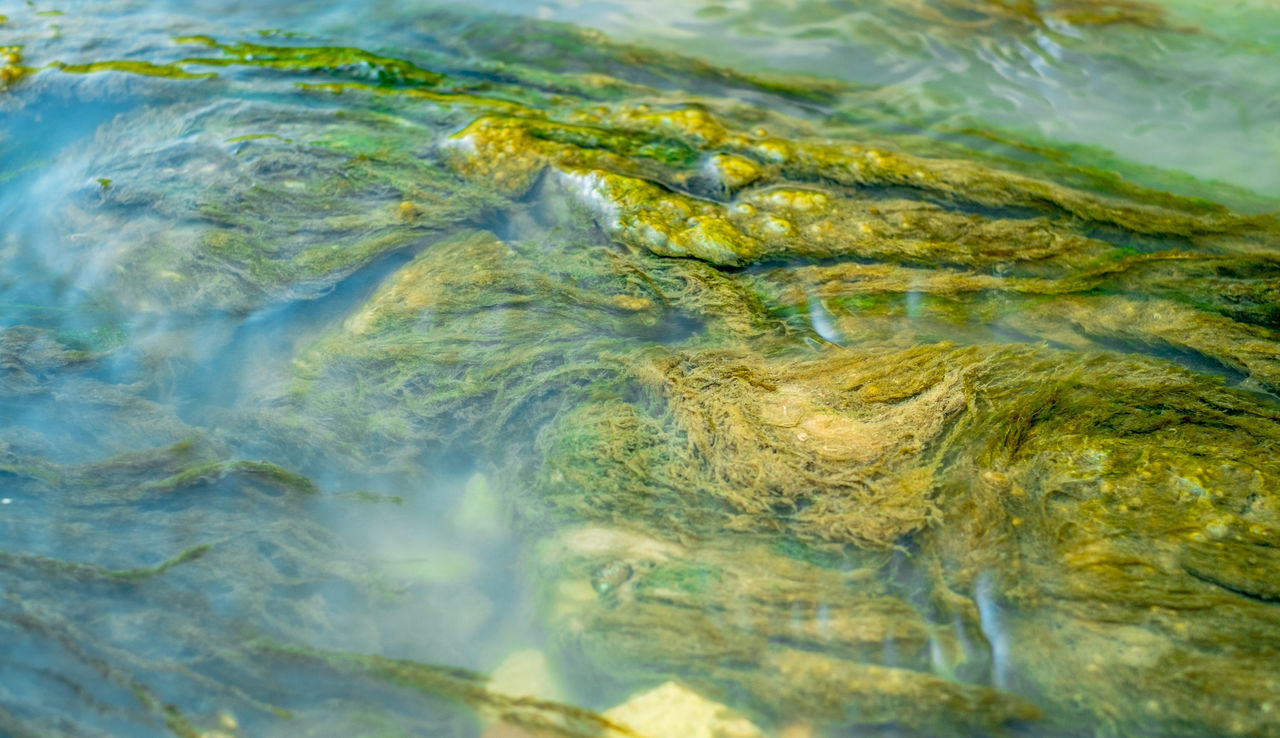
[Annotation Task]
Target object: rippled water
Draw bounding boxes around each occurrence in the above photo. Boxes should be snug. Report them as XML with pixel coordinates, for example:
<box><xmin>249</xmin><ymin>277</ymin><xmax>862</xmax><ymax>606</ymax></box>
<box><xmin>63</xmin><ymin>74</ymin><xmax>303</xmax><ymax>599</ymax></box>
<box><xmin>497</xmin><ymin>0</ymin><xmax>1280</xmax><ymax>200</ymax></box>
<box><xmin>2</xmin><ymin>1</ymin><xmax>1279</xmax><ymax>737</ymax></box>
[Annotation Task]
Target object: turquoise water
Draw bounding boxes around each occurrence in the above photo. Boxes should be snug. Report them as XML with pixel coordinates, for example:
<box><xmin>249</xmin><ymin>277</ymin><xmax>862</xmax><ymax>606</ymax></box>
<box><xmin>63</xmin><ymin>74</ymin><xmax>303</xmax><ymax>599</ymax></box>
<box><xmin>2</xmin><ymin>2</ymin><xmax>1279</xmax><ymax>737</ymax></box>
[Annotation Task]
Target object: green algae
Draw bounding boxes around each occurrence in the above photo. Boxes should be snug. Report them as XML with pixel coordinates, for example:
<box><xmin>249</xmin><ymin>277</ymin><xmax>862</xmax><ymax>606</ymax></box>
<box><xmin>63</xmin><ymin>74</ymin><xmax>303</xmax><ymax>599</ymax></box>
<box><xmin>1180</xmin><ymin>540</ymin><xmax>1280</xmax><ymax>602</ymax></box>
<box><xmin>248</xmin><ymin>640</ymin><xmax>638</xmax><ymax>738</ymax></box>
<box><xmin>533</xmin><ymin>527</ymin><xmax>1039</xmax><ymax>731</ymax></box>
<box><xmin>61</xmin><ymin>100</ymin><xmax>503</xmax><ymax>313</ymax></box>
<box><xmin>56</xmin><ymin>322</ymin><xmax>126</xmax><ymax>353</ymax></box>
<box><xmin>271</xmin><ymin>191</ymin><xmax>1279</xmax><ymax>733</ymax></box>
<box><xmin>881</xmin><ymin>0</ymin><xmax>1185</xmax><ymax>35</ymax></box>
<box><xmin>7</xmin><ymin>7</ymin><xmax>1280</xmax><ymax>738</ymax></box>
<box><xmin>0</xmin><ymin>46</ymin><xmax>34</xmax><ymax>88</ymax></box>
<box><xmin>742</xmin><ymin>252</ymin><xmax>1280</xmax><ymax>392</ymax></box>
<box><xmin>139</xmin><ymin>460</ymin><xmax>318</xmax><ymax>495</ymax></box>
<box><xmin>0</xmin><ymin>544</ymin><xmax>212</xmax><ymax>583</ymax></box>
<box><xmin>520</xmin><ymin>341</ymin><xmax>1280</xmax><ymax>734</ymax></box>
<box><xmin>173</xmin><ymin>35</ymin><xmax>446</xmax><ymax>87</ymax></box>
<box><xmin>102</xmin><ymin>544</ymin><xmax>212</xmax><ymax>582</ymax></box>
<box><xmin>50</xmin><ymin>59</ymin><xmax>216</xmax><ymax>80</ymax></box>
<box><xmin>0</xmin><ymin>434</ymin><xmax>525</xmax><ymax>736</ymax></box>
<box><xmin>44</xmin><ymin>35</ymin><xmax>449</xmax><ymax>88</ymax></box>
<box><xmin>258</xmin><ymin>49</ymin><xmax>1279</xmax><ymax>728</ymax></box>
<box><xmin>285</xmin><ymin>230</ymin><xmax>673</xmax><ymax>464</ymax></box>
<box><xmin>903</xmin><ymin>348</ymin><xmax>1280</xmax><ymax>735</ymax></box>
<box><xmin>443</xmin><ymin>105</ymin><xmax>1276</xmax><ymax>273</ymax></box>
<box><xmin>36</xmin><ymin>10</ymin><xmax>1274</xmax><ymax>319</ymax></box>
<box><xmin>337</xmin><ymin>490</ymin><xmax>404</xmax><ymax>505</ymax></box>
<box><xmin>939</xmin><ymin>120</ymin><xmax>1280</xmax><ymax>214</ymax></box>
<box><xmin>277</xmin><ymin>213</ymin><xmax>1280</xmax><ymax>733</ymax></box>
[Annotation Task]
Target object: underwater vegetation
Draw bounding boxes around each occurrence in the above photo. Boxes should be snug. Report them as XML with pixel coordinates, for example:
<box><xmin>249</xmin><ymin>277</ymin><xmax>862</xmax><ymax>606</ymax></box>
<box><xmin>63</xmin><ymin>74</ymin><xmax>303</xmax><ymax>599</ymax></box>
<box><xmin>2</xmin><ymin>1</ymin><xmax>1279</xmax><ymax>737</ymax></box>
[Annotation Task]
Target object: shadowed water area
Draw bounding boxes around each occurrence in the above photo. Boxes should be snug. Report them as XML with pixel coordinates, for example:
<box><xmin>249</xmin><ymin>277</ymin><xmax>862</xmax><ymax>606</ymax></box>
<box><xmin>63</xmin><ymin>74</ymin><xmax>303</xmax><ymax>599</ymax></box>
<box><xmin>2</xmin><ymin>1</ymin><xmax>1279</xmax><ymax>736</ymax></box>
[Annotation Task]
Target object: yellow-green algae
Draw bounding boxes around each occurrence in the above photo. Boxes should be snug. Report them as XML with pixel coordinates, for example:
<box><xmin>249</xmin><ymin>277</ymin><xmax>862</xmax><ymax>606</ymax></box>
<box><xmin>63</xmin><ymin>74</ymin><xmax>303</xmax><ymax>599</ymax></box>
<box><xmin>31</xmin><ymin>15</ymin><xmax>1275</xmax><ymax>315</ymax></box>
<box><xmin>11</xmin><ymin>8</ymin><xmax>1280</xmax><ymax>737</ymax></box>
<box><xmin>285</xmin><ymin>214</ymin><xmax>1280</xmax><ymax>734</ymax></box>
<box><xmin>50</xmin><ymin>59</ymin><xmax>217</xmax><ymax>80</ymax></box>
<box><xmin>692</xmin><ymin>0</ymin><xmax>1186</xmax><ymax>42</ymax></box>
<box><xmin>58</xmin><ymin>101</ymin><xmax>505</xmax><ymax>313</ymax></box>
<box><xmin>172</xmin><ymin>35</ymin><xmax>446</xmax><ymax>87</ymax></box>
<box><xmin>515</xmin><ymin>343</ymin><xmax>1280</xmax><ymax>735</ymax></box>
<box><xmin>535</xmin><ymin>528</ymin><xmax>1042</xmax><ymax>731</ymax></box>
<box><xmin>445</xmin><ymin>107</ymin><xmax>1276</xmax><ymax>249</ymax></box>
<box><xmin>891</xmin><ymin>0</ymin><xmax>1186</xmax><ymax>34</ymax></box>
<box><xmin>285</xmin><ymin>229</ymin><xmax>775</xmax><ymax>467</ymax></box>
<box><xmin>256</xmin><ymin>28</ymin><xmax>1280</xmax><ymax>733</ymax></box>
<box><xmin>417</xmin><ymin>8</ymin><xmax>848</xmax><ymax>105</ymax></box>
<box><xmin>0</xmin><ymin>46</ymin><xmax>34</xmax><ymax>88</ymax></box>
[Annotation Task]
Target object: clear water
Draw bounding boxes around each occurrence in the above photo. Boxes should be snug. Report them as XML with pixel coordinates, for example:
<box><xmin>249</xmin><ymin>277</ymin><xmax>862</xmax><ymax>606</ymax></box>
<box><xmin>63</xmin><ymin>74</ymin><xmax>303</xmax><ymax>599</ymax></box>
<box><xmin>483</xmin><ymin>0</ymin><xmax>1280</xmax><ymax>201</ymax></box>
<box><xmin>2</xmin><ymin>1</ymin><xmax>1279</xmax><ymax>737</ymax></box>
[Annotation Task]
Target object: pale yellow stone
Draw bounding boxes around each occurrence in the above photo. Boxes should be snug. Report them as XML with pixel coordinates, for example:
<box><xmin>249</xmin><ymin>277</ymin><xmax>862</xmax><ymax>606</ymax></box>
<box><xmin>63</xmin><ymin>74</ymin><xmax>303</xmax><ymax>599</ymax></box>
<box><xmin>604</xmin><ymin>681</ymin><xmax>763</xmax><ymax>738</ymax></box>
<box><xmin>778</xmin><ymin>723</ymin><xmax>818</xmax><ymax>738</ymax></box>
<box><xmin>489</xmin><ymin>649</ymin><xmax>565</xmax><ymax>703</ymax></box>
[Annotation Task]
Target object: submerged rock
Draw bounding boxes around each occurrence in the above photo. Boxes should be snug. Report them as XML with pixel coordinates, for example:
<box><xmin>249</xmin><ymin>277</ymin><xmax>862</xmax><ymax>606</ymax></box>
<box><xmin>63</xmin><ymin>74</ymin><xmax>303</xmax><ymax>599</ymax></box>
<box><xmin>604</xmin><ymin>681</ymin><xmax>764</xmax><ymax>738</ymax></box>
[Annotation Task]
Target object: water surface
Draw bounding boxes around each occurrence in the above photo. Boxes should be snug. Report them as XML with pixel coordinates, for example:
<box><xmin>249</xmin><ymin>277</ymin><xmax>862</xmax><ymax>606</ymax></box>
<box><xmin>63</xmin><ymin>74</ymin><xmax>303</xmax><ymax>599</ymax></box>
<box><xmin>2</xmin><ymin>2</ymin><xmax>1279</xmax><ymax>737</ymax></box>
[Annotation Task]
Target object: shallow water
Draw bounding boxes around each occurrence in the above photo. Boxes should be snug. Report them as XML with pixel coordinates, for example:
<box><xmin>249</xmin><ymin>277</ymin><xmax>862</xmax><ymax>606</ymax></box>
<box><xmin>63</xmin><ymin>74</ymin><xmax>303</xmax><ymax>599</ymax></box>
<box><xmin>478</xmin><ymin>0</ymin><xmax>1280</xmax><ymax>201</ymax></box>
<box><xmin>2</xmin><ymin>2</ymin><xmax>1279</xmax><ymax>737</ymax></box>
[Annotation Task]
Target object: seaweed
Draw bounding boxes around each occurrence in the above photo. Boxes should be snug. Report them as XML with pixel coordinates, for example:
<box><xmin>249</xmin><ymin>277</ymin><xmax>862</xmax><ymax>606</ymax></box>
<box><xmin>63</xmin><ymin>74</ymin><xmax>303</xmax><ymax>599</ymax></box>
<box><xmin>248</xmin><ymin>640</ymin><xmax>640</xmax><ymax>738</ymax></box>
<box><xmin>173</xmin><ymin>36</ymin><xmax>447</xmax><ymax>88</ymax></box>
<box><xmin>0</xmin><ymin>436</ymin><xmax>545</xmax><ymax>737</ymax></box>
<box><xmin>0</xmin><ymin>544</ymin><xmax>212</xmax><ymax>583</ymax></box>
<box><xmin>445</xmin><ymin>107</ymin><xmax>1276</xmax><ymax>273</ymax></box>
<box><xmin>6</xmin><ymin>6</ymin><xmax>1280</xmax><ymax>738</ymax></box>
<box><xmin>532</xmin><ymin>527</ymin><xmax>1038</xmax><ymax>733</ymax></box>
<box><xmin>55</xmin><ymin>99</ymin><xmax>503</xmax><ymax>314</ymax></box>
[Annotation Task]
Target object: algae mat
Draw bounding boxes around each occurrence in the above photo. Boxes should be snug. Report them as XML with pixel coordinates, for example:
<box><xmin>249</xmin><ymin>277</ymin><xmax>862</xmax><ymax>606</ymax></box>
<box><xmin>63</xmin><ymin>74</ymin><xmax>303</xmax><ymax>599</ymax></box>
<box><xmin>1</xmin><ymin>2</ymin><xmax>1279</xmax><ymax>737</ymax></box>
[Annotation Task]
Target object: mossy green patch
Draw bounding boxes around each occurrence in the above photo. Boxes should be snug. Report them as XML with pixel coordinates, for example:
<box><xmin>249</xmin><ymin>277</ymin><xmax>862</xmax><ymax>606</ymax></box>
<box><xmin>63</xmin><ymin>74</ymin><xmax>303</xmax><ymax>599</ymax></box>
<box><xmin>140</xmin><ymin>460</ymin><xmax>318</xmax><ymax>495</ymax></box>
<box><xmin>174</xmin><ymin>36</ymin><xmax>445</xmax><ymax>87</ymax></box>
<box><xmin>101</xmin><ymin>544</ymin><xmax>212</xmax><ymax>582</ymax></box>
<box><xmin>50</xmin><ymin>59</ymin><xmax>216</xmax><ymax>80</ymax></box>
<box><xmin>637</xmin><ymin>563</ymin><xmax>722</xmax><ymax>595</ymax></box>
